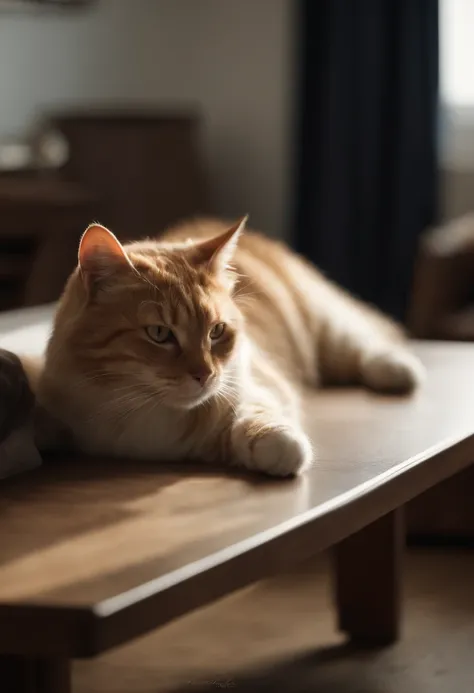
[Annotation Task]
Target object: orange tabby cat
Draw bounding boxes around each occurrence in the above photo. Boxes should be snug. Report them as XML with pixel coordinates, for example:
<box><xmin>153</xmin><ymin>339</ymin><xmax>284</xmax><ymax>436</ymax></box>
<box><xmin>30</xmin><ymin>217</ymin><xmax>423</xmax><ymax>477</ymax></box>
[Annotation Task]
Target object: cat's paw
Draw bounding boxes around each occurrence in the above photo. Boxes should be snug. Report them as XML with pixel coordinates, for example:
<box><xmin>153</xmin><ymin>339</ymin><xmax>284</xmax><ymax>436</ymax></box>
<box><xmin>231</xmin><ymin>418</ymin><xmax>313</xmax><ymax>477</ymax></box>
<box><xmin>361</xmin><ymin>348</ymin><xmax>425</xmax><ymax>393</ymax></box>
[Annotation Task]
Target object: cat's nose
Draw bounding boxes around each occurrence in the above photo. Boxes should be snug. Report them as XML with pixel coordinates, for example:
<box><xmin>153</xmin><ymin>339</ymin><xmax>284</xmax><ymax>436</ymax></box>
<box><xmin>190</xmin><ymin>368</ymin><xmax>212</xmax><ymax>386</ymax></box>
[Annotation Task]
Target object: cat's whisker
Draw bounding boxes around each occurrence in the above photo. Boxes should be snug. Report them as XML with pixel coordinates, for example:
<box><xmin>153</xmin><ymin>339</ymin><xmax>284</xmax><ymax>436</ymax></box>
<box><xmin>232</xmin><ymin>287</ymin><xmax>258</xmax><ymax>302</ymax></box>
<box><xmin>118</xmin><ymin>390</ymin><xmax>166</xmax><ymax>423</ymax></box>
<box><xmin>104</xmin><ymin>394</ymin><xmax>159</xmax><ymax>426</ymax></box>
<box><xmin>213</xmin><ymin>387</ymin><xmax>238</xmax><ymax>416</ymax></box>
<box><xmin>90</xmin><ymin>387</ymin><xmax>164</xmax><ymax>423</ymax></box>
<box><xmin>76</xmin><ymin>372</ymin><xmax>113</xmax><ymax>386</ymax></box>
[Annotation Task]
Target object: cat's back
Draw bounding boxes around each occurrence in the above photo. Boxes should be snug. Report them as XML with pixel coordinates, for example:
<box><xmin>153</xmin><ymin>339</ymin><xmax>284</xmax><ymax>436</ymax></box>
<box><xmin>161</xmin><ymin>217</ymin><xmax>312</xmax><ymax>280</ymax></box>
<box><xmin>161</xmin><ymin>218</ymin><xmax>316</xmax><ymax>303</ymax></box>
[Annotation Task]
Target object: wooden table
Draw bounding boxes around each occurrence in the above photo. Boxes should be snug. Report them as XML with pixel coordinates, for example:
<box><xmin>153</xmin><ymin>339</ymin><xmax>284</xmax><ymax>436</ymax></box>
<box><xmin>1</xmin><ymin>307</ymin><xmax>474</xmax><ymax>692</ymax></box>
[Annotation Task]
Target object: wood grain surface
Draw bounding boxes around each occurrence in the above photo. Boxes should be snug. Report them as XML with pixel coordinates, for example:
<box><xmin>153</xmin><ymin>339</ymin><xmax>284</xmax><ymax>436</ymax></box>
<box><xmin>0</xmin><ymin>307</ymin><xmax>474</xmax><ymax>657</ymax></box>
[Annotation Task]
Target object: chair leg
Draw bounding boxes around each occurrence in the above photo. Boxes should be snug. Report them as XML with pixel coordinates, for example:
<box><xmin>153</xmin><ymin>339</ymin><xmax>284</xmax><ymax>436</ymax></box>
<box><xmin>333</xmin><ymin>508</ymin><xmax>404</xmax><ymax>646</ymax></box>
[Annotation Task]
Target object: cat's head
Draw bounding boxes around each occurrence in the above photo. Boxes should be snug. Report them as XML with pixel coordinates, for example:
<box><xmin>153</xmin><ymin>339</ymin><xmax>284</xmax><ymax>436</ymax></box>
<box><xmin>50</xmin><ymin>218</ymin><xmax>247</xmax><ymax>411</ymax></box>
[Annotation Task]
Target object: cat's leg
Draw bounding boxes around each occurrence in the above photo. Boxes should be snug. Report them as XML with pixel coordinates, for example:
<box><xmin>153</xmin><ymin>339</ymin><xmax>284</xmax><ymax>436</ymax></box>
<box><xmin>229</xmin><ymin>379</ymin><xmax>313</xmax><ymax>477</ymax></box>
<box><xmin>358</xmin><ymin>344</ymin><xmax>424</xmax><ymax>393</ymax></box>
<box><xmin>318</xmin><ymin>294</ymin><xmax>424</xmax><ymax>393</ymax></box>
<box><xmin>273</xmin><ymin>250</ymin><xmax>423</xmax><ymax>394</ymax></box>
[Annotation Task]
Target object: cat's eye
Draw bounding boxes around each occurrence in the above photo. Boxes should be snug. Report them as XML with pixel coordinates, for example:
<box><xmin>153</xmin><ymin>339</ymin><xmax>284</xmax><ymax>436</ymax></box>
<box><xmin>210</xmin><ymin>322</ymin><xmax>226</xmax><ymax>341</ymax></box>
<box><xmin>146</xmin><ymin>325</ymin><xmax>174</xmax><ymax>344</ymax></box>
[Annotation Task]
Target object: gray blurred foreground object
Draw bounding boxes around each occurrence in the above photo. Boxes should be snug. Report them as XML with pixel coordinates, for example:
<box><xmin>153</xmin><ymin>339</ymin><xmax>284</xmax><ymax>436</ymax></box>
<box><xmin>0</xmin><ymin>348</ymin><xmax>41</xmax><ymax>479</ymax></box>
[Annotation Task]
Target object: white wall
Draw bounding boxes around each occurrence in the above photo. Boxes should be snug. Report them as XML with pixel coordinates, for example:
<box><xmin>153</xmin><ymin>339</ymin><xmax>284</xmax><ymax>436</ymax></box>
<box><xmin>187</xmin><ymin>0</ymin><xmax>296</xmax><ymax>238</ymax></box>
<box><xmin>0</xmin><ymin>0</ymin><xmax>295</xmax><ymax>238</ymax></box>
<box><xmin>0</xmin><ymin>2</ymin><xmax>194</xmax><ymax>134</ymax></box>
<box><xmin>440</xmin><ymin>0</ymin><xmax>474</xmax><ymax>219</ymax></box>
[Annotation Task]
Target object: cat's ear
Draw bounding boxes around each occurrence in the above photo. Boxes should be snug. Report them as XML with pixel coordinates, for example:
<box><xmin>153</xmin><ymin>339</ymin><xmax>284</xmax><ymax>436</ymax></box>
<box><xmin>78</xmin><ymin>224</ymin><xmax>133</xmax><ymax>288</ymax></box>
<box><xmin>192</xmin><ymin>216</ymin><xmax>247</xmax><ymax>272</ymax></box>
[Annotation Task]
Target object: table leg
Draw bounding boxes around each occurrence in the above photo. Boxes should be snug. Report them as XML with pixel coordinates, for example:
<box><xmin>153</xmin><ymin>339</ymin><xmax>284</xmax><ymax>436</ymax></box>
<box><xmin>333</xmin><ymin>508</ymin><xmax>403</xmax><ymax>645</ymax></box>
<box><xmin>0</xmin><ymin>656</ymin><xmax>71</xmax><ymax>693</ymax></box>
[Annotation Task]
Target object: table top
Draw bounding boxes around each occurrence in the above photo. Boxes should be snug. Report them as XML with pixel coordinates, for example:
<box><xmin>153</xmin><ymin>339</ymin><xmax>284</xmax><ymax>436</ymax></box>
<box><xmin>1</xmin><ymin>307</ymin><xmax>474</xmax><ymax>657</ymax></box>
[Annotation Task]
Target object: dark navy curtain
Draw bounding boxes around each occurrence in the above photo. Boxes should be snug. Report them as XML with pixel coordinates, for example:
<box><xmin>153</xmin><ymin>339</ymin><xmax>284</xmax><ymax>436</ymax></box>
<box><xmin>295</xmin><ymin>0</ymin><xmax>439</xmax><ymax>321</ymax></box>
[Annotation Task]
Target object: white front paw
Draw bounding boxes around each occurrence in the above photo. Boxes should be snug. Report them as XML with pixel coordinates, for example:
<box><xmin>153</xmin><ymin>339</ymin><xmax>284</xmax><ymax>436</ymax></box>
<box><xmin>362</xmin><ymin>348</ymin><xmax>425</xmax><ymax>393</ymax></box>
<box><xmin>231</xmin><ymin>418</ymin><xmax>313</xmax><ymax>477</ymax></box>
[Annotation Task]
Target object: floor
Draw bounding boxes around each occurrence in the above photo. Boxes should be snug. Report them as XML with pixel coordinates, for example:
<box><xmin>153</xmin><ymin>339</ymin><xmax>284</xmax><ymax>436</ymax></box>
<box><xmin>75</xmin><ymin>549</ymin><xmax>474</xmax><ymax>693</ymax></box>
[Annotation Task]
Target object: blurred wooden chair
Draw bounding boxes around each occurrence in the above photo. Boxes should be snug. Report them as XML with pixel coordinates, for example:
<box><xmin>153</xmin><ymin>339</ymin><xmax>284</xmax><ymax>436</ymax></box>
<box><xmin>409</xmin><ymin>214</ymin><xmax>474</xmax><ymax>340</ymax></box>
<box><xmin>0</xmin><ymin>176</ymin><xmax>96</xmax><ymax>311</ymax></box>
<box><xmin>53</xmin><ymin>109</ymin><xmax>209</xmax><ymax>242</ymax></box>
<box><xmin>0</xmin><ymin>109</ymin><xmax>208</xmax><ymax>311</ymax></box>
<box><xmin>407</xmin><ymin>213</ymin><xmax>474</xmax><ymax>540</ymax></box>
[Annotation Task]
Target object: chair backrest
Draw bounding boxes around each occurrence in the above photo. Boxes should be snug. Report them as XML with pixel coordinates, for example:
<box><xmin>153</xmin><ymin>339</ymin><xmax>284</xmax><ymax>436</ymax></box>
<box><xmin>53</xmin><ymin>110</ymin><xmax>209</xmax><ymax>242</ymax></box>
<box><xmin>408</xmin><ymin>215</ymin><xmax>474</xmax><ymax>339</ymax></box>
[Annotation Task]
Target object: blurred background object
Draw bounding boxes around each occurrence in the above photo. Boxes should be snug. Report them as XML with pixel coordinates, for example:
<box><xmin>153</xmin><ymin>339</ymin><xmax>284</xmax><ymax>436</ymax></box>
<box><xmin>0</xmin><ymin>0</ymin><xmax>444</xmax><ymax>320</ymax></box>
<box><xmin>0</xmin><ymin>0</ymin><xmax>294</xmax><ymax>310</ymax></box>
<box><xmin>52</xmin><ymin>109</ymin><xmax>208</xmax><ymax>241</ymax></box>
<box><xmin>409</xmin><ymin>214</ymin><xmax>474</xmax><ymax>341</ymax></box>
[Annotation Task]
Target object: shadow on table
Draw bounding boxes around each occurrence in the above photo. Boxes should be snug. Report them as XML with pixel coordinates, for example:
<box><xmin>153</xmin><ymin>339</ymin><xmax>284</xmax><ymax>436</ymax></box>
<box><xmin>0</xmin><ymin>452</ymin><xmax>290</xmax><ymax>570</ymax></box>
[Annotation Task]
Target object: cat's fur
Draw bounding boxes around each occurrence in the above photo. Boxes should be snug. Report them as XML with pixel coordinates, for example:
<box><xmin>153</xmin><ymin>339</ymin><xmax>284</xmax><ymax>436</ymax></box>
<box><xmin>26</xmin><ymin>217</ymin><xmax>423</xmax><ymax>477</ymax></box>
